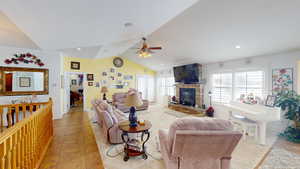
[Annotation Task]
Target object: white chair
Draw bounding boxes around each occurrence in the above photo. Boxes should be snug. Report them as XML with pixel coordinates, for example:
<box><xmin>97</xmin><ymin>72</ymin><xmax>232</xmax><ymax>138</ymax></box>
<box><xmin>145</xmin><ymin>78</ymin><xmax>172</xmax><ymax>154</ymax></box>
<box><xmin>229</xmin><ymin>111</ymin><xmax>258</xmax><ymax>141</ymax></box>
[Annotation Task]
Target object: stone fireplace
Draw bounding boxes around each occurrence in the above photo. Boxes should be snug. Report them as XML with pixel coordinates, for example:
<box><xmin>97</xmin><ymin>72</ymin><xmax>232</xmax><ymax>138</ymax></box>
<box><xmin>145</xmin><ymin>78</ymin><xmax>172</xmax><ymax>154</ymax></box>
<box><xmin>179</xmin><ymin>88</ymin><xmax>196</xmax><ymax>106</ymax></box>
<box><xmin>175</xmin><ymin>83</ymin><xmax>204</xmax><ymax>108</ymax></box>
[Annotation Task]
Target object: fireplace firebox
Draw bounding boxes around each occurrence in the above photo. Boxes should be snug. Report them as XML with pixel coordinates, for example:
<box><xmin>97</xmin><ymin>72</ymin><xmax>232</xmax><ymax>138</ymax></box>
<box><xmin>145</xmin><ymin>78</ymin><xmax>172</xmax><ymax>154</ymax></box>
<box><xmin>179</xmin><ymin>88</ymin><xmax>196</xmax><ymax>107</ymax></box>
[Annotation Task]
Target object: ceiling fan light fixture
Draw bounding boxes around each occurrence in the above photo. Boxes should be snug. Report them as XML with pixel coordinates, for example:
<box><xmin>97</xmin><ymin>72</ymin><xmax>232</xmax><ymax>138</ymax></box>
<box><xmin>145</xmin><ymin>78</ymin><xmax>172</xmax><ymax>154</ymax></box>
<box><xmin>139</xmin><ymin>51</ymin><xmax>151</xmax><ymax>58</ymax></box>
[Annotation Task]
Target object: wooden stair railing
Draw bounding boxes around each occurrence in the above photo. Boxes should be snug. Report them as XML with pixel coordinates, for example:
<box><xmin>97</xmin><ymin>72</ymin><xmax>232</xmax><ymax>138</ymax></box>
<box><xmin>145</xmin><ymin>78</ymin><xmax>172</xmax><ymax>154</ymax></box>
<box><xmin>0</xmin><ymin>101</ymin><xmax>48</xmax><ymax>131</ymax></box>
<box><xmin>0</xmin><ymin>98</ymin><xmax>53</xmax><ymax>169</ymax></box>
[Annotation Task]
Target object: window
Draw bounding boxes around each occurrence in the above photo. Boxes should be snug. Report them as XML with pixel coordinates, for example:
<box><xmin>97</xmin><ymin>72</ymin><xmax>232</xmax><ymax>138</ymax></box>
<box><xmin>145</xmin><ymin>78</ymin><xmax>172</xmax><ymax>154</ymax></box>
<box><xmin>211</xmin><ymin>70</ymin><xmax>265</xmax><ymax>104</ymax></box>
<box><xmin>234</xmin><ymin>71</ymin><xmax>264</xmax><ymax>99</ymax></box>
<box><xmin>137</xmin><ymin>75</ymin><xmax>155</xmax><ymax>102</ymax></box>
<box><xmin>212</xmin><ymin>73</ymin><xmax>233</xmax><ymax>103</ymax></box>
<box><xmin>158</xmin><ymin>76</ymin><xmax>175</xmax><ymax>97</ymax></box>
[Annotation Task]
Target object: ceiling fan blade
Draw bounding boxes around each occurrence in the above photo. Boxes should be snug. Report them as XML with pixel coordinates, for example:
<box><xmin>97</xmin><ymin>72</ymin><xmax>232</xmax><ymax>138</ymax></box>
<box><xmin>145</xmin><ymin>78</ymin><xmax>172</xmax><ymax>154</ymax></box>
<box><xmin>149</xmin><ymin>47</ymin><xmax>162</xmax><ymax>50</ymax></box>
<box><xmin>130</xmin><ymin>47</ymin><xmax>140</xmax><ymax>50</ymax></box>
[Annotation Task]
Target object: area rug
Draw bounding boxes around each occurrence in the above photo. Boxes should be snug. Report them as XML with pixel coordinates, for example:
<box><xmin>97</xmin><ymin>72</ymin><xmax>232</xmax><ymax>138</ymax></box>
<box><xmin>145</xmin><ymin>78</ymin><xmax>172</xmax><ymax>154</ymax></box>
<box><xmin>89</xmin><ymin>105</ymin><xmax>282</xmax><ymax>169</ymax></box>
<box><xmin>258</xmin><ymin>138</ymin><xmax>300</xmax><ymax>169</ymax></box>
<box><xmin>258</xmin><ymin>147</ymin><xmax>300</xmax><ymax>169</ymax></box>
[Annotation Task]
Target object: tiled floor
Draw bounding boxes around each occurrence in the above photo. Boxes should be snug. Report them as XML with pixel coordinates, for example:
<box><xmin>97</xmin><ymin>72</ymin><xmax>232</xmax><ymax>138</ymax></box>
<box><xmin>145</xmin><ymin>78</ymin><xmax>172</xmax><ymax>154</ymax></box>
<box><xmin>39</xmin><ymin>106</ymin><xmax>104</xmax><ymax>169</ymax></box>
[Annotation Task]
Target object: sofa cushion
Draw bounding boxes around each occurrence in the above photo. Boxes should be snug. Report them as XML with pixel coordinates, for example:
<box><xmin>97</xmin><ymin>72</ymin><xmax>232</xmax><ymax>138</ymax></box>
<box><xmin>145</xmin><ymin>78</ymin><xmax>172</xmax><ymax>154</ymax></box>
<box><xmin>168</xmin><ymin>117</ymin><xmax>233</xmax><ymax>151</ymax></box>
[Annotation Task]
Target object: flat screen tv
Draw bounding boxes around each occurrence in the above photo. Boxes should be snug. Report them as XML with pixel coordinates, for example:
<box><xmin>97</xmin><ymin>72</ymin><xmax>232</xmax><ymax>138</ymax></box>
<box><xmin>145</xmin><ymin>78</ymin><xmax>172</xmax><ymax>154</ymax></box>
<box><xmin>173</xmin><ymin>63</ymin><xmax>200</xmax><ymax>84</ymax></box>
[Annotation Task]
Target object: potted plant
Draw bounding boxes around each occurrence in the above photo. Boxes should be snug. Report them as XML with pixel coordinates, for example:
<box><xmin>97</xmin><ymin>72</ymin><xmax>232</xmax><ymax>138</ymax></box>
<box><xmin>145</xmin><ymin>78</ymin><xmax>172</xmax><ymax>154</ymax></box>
<box><xmin>276</xmin><ymin>90</ymin><xmax>300</xmax><ymax>143</ymax></box>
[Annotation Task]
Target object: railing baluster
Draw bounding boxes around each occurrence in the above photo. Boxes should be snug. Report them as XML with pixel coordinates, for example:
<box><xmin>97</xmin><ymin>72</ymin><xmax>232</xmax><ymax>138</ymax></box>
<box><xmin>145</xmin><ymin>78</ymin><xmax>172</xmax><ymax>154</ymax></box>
<box><xmin>22</xmin><ymin>105</ymin><xmax>26</xmax><ymax>121</ymax></box>
<box><xmin>29</xmin><ymin>105</ymin><xmax>33</xmax><ymax>115</ymax></box>
<box><xmin>15</xmin><ymin>106</ymin><xmax>19</xmax><ymax>123</ymax></box>
<box><xmin>6</xmin><ymin>137</ymin><xmax>12</xmax><ymax>169</ymax></box>
<box><xmin>16</xmin><ymin>131</ymin><xmax>21</xmax><ymax>169</ymax></box>
<box><xmin>8</xmin><ymin>107</ymin><xmax>12</xmax><ymax>127</ymax></box>
<box><xmin>0</xmin><ymin>107</ymin><xmax>3</xmax><ymax>132</ymax></box>
<box><xmin>12</xmin><ymin>134</ymin><xmax>17</xmax><ymax>169</ymax></box>
<box><xmin>0</xmin><ymin>143</ymin><xmax>5</xmax><ymax>169</ymax></box>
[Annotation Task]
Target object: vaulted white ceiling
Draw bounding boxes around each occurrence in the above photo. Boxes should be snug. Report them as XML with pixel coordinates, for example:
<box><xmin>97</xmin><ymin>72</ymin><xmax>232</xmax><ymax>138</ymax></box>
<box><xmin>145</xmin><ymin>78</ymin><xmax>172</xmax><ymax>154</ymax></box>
<box><xmin>122</xmin><ymin>0</ymin><xmax>300</xmax><ymax>70</ymax></box>
<box><xmin>0</xmin><ymin>0</ymin><xmax>197</xmax><ymax>58</ymax></box>
<box><xmin>0</xmin><ymin>11</ymin><xmax>39</xmax><ymax>49</ymax></box>
<box><xmin>1</xmin><ymin>0</ymin><xmax>300</xmax><ymax>70</ymax></box>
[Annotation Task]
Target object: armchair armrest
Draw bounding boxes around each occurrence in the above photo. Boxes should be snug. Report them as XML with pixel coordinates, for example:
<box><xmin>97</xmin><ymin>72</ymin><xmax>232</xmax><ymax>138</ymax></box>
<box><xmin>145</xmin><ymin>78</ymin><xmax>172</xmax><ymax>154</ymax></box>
<box><xmin>158</xmin><ymin>129</ymin><xmax>172</xmax><ymax>158</ymax></box>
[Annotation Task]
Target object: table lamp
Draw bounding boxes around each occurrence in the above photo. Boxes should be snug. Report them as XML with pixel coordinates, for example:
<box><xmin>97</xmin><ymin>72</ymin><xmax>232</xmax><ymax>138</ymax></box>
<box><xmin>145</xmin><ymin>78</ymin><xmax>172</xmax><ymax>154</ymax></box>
<box><xmin>125</xmin><ymin>90</ymin><xmax>143</xmax><ymax>128</ymax></box>
<box><xmin>101</xmin><ymin>86</ymin><xmax>108</xmax><ymax>100</ymax></box>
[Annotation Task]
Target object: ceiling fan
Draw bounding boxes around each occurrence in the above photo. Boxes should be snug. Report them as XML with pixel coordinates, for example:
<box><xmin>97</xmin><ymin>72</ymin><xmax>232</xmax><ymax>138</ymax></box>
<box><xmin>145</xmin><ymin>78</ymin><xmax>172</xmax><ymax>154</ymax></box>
<box><xmin>134</xmin><ymin>37</ymin><xmax>162</xmax><ymax>58</ymax></box>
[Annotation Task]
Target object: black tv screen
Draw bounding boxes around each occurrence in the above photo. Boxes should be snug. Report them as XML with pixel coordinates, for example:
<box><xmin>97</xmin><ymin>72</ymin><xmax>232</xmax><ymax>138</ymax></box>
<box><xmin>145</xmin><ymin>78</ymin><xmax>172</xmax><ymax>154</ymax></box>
<box><xmin>173</xmin><ymin>64</ymin><xmax>200</xmax><ymax>84</ymax></box>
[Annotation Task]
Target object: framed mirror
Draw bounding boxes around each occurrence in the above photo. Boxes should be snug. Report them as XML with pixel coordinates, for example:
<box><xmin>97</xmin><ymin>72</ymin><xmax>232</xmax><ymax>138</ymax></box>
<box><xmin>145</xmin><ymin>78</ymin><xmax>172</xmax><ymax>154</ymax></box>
<box><xmin>0</xmin><ymin>67</ymin><xmax>49</xmax><ymax>96</ymax></box>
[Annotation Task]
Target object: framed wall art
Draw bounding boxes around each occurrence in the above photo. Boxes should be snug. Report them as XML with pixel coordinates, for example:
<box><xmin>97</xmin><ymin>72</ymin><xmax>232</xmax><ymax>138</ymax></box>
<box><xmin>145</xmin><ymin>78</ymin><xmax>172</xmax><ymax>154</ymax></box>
<box><xmin>19</xmin><ymin>77</ymin><xmax>31</xmax><ymax>87</ymax></box>
<box><xmin>265</xmin><ymin>95</ymin><xmax>277</xmax><ymax>107</ymax></box>
<box><xmin>272</xmin><ymin>68</ymin><xmax>293</xmax><ymax>95</ymax></box>
<box><xmin>124</xmin><ymin>75</ymin><xmax>133</xmax><ymax>80</ymax></box>
<box><xmin>71</xmin><ymin>61</ymin><xmax>80</xmax><ymax>70</ymax></box>
<box><xmin>88</xmin><ymin>82</ymin><xmax>93</xmax><ymax>86</ymax></box>
<box><xmin>71</xmin><ymin>79</ymin><xmax>77</xmax><ymax>85</ymax></box>
<box><xmin>87</xmin><ymin>74</ymin><xmax>94</xmax><ymax>81</ymax></box>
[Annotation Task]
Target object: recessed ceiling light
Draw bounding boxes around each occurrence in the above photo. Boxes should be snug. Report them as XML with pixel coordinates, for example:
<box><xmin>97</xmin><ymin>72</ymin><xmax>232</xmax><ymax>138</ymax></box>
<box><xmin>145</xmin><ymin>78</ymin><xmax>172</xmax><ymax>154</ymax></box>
<box><xmin>235</xmin><ymin>45</ymin><xmax>241</xmax><ymax>49</ymax></box>
<box><xmin>124</xmin><ymin>22</ymin><xmax>133</xmax><ymax>27</ymax></box>
<box><xmin>77</xmin><ymin>48</ymin><xmax>81</xmax><ymax>51</ymax></box>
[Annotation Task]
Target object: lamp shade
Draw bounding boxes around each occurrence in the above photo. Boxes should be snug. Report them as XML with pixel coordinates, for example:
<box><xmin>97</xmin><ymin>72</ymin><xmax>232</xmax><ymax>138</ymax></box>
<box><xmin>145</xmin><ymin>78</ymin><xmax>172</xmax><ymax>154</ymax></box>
<box><xmin>125</xmin><ymin>92</ymin><xmax>143</xmax><ymax>107</ymax></box>
<box><xmin>100</xmin><ymin>86</ymin><xmax>108</xmax><ymax>93</ymax></box>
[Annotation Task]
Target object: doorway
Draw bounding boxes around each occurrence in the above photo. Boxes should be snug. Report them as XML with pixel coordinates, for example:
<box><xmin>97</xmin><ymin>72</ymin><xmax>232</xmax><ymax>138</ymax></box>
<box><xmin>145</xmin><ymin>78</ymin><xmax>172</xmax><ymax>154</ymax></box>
<box><xmin>63</xmin><ymin>72</ymin><xmax>87</xmax><ymax>114</ymax></box>
<box><xmin>70</xmin><ymin>74</ymin><xmax>84</xmax><ymax>108</ymax></box>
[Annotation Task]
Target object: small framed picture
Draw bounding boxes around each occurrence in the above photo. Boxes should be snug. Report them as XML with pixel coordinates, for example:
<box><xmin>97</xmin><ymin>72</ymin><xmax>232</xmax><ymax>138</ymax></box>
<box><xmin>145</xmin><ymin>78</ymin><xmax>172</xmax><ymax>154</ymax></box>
<box><xmin>117</xmin><ymin>73</ymin><xmax>122</xmax><ymax>77</ymax></box>
<box><xmin>87</xmin><ymin>74</ymin><xmax>94</xmax><ymax>81</ymax></box>
<box><xmin>116</xmin><ymin>85</ymin><xmax>123</xmax><ymax>89</ymax></box>
<box><xmin>110</xmin><ymin>68</ymin><xmax>115</xmax><ymax>73</ymax></box>
<box><xmin>95</xmin><ymin>82</ymin><xmax>100</xmax><ymax>87</ymax></box>
<box><xmin>88</xmin><ymin>82</ymin><xmax>93</xmax><ymax>86</ymax></box>
<box><xmin>71</xmin><ymin>79</ymin><xmax>77</xmax><ymax>85</ymax></box>
<box><xmin>102</xmin><ymin>72</ymin><xmax>107</xmax><ymax>76</ymax></box>
<box><xmin>19</xmin><ymin>77</ymin><xmax>31</xmax><ymax>87</ymax></box>
<box><xmin>71</xmin><ymin>61</ymin><xmax>80</xmax><ymax>70</ymax></box>
<box><xmin>110</xmin><ymin>76</ymin><xmax>115</xmax><ymax>80</ymax></box>
<box><xmin>265</xmin><ymin>95</ymin><xmax>277</xmax><ymax>107</ymax></box>
<box><xmin>124</xmin><ymin>75</ymin><xmax>133</xmax><ymax>80</ymax></box>
<box><xmin>101</xmin><ymin>80</ymin><xmax>107</xmax><ymax>85</ymax></box>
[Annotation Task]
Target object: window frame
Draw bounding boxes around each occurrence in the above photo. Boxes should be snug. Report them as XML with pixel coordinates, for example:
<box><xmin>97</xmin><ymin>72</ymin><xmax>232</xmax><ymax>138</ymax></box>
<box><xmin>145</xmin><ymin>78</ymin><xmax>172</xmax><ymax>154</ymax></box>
<box><xmin>211</xmin><ymin>69</ymin><xmax>266</xmax><ymax>104</ymax></box>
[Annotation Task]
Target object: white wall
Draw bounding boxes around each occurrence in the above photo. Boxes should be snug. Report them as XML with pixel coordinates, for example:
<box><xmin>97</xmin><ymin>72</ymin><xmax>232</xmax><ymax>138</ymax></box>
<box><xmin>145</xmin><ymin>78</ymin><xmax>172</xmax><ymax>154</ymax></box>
<box><xmin>0</xmin><ymin>46</ymin><xmax>62</xmax><ymax>119</ymax></box>
<box><xmin>157</xmin><ymin>50</ymin><xmax>300</xmax><ymax>107</ymax></box>
<box><xmin>204</xmin><ymin>50</ymin><xmax>300</xmax><ymax>106</ymax></box>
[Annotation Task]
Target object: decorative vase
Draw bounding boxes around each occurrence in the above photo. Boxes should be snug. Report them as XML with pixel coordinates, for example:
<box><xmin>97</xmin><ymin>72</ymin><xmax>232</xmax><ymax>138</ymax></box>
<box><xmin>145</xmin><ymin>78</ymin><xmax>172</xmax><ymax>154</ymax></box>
<box><xmin>129</xmin><ymin>107</ymin><xmax>138</xmax><ymax>128</ymax></box>
<box><xmin>206</xmin><ymin>106</ymin><xmax>214</xmax><ymax>117</ymax></box>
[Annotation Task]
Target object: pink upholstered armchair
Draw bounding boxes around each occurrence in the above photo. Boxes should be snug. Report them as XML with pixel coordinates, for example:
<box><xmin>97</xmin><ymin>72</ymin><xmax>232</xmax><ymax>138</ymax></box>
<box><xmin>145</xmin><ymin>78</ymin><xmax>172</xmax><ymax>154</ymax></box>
<box><xmin>159</xmin><ymin>117</ymin><xmax>242</xmax><ymax>169</ymax></box>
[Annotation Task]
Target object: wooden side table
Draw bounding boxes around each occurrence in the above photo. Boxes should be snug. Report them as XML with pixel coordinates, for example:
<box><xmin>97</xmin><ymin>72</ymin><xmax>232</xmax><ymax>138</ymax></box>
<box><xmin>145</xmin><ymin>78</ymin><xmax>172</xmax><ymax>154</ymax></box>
<box><xmin>118</xmin><ymin>120</ymin><xmax>152</xmax><ymax>161</ymax></box>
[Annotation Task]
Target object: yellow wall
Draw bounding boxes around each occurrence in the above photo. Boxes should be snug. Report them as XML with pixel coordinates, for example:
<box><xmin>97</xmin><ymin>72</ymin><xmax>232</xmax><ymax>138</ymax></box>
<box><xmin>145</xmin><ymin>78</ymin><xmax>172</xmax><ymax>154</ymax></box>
<box><xmin>64</xmin><ymin>56</ymin><xmax>156</xmax><ymax>109</ymax></box>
